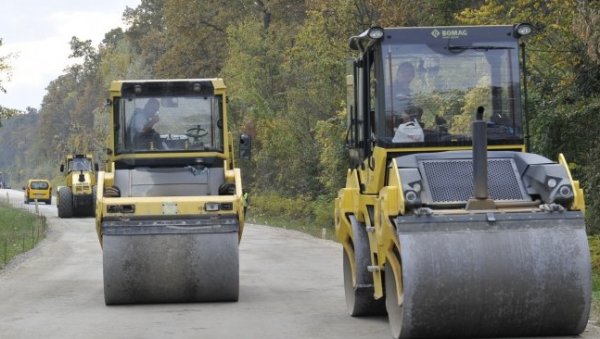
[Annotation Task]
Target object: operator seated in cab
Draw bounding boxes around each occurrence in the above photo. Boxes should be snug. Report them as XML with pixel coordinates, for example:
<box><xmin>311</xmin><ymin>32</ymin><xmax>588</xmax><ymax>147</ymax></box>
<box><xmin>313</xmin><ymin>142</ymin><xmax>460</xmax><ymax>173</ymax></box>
<box><xmin>129</xmin><ymin>98</ymin><xmax>166</xmax><ymax>150</ymax></box>
<box><xmin>390</xmin><ymin>62</ymin><xmax>424</xmax><ymax>143</ymax></box>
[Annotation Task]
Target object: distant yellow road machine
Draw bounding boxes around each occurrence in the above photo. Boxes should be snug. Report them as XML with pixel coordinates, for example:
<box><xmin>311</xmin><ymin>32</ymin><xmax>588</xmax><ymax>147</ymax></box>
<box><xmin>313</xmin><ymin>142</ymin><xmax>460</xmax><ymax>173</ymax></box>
<box><xmin>57</xmin><ymin>154</ymin><xmax>98</xmax><ymax>217</ymax></box>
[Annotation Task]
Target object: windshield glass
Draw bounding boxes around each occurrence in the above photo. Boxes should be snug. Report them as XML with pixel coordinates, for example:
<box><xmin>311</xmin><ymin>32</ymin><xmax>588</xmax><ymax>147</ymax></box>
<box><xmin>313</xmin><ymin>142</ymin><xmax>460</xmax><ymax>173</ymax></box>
<box><xmin>115</xmin><ymin>95</ymin><xmax>223</xmax><ymax>153</ymax></box>
<box><xmin>68</xmin><ymin>158</ymin><xmax>92</xmax><ymax>172</ymax></box>
<box><xmin>30</xmin><ymin>181</ymin><xmax>49</xmax><ymax>190</ymax></box>
<box><xmin>380</xmin><ymin>41</ymin><xmax>522</xmax><ymax>145</ymax></box>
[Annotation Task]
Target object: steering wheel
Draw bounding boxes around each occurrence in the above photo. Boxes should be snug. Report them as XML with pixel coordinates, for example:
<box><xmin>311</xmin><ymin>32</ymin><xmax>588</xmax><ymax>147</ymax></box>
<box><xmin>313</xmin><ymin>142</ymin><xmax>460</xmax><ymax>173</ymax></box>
<box><xmin>185</xmin><ymin>125</ymin><xmax>208</xmax><ymax>142</ymax></box>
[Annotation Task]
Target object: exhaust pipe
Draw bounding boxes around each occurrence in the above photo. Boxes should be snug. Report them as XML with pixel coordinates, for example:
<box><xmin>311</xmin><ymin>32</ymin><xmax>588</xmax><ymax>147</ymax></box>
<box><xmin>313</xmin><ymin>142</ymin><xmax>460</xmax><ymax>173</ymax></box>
<box><xmin>466</xmin><ymin>106</ymin><xmax>495</xmax><ymax>210</ymax></box>
<box><xmin>473</xmin><ymin>106</ymin><xmax>488</xmax><ymax>199</ymax></box>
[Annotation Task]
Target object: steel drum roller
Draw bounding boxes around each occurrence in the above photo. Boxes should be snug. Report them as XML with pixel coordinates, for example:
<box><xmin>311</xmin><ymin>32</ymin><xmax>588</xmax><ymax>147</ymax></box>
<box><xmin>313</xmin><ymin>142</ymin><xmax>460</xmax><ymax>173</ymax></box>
<box><xmin>389</xmin><ymin>212</ymin><xmax>591</xmax><ymax>339</ymax></box>
<box><xmin>103</xmin><ymin>221</ymin><xmax>239</xmax><ymax>305</ymax></box>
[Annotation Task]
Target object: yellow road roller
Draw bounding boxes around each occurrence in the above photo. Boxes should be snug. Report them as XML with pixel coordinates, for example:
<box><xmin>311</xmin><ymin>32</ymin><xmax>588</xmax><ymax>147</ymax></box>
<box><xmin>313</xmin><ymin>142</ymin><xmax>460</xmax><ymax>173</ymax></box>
<box><xmin>96</xmin><ymin>78</ymin><xmax>247</xmax><ymax>305</ymax></box>
<box><xmin>335</xmin><ymin>24</ymin><xmax>591</xmax><ymax>338</ymax></box>
<box><xmin>57</xmin><ymin>153</ymin><xmax>98</xmax><ymax>217</ymax></box>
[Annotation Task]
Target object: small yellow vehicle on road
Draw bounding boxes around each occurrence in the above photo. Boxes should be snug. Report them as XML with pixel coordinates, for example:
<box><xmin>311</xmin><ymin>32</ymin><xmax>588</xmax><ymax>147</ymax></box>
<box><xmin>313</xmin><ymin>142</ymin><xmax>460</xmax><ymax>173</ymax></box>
<box><xmin>23</xmin><ymin>179</ymin><xmax>52</xmax><ymax>205</ymax></box>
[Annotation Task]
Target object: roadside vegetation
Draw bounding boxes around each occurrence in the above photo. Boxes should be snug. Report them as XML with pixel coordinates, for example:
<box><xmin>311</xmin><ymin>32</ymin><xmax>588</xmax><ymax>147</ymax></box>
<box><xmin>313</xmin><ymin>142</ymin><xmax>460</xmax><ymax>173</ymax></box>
<box><xmin>247</xmin><ymin>193</ymin><xmax>334</xmax><ymax>239</ymax></box>
<box><xmin>0</xmin><ymin>201</ymin><xmax>47</xmax><ymax>268</ymax></box>
<box><xmin>1</xmin><ymin>1</ymin><xmax>600</xmax><ymax>234</ymax></box>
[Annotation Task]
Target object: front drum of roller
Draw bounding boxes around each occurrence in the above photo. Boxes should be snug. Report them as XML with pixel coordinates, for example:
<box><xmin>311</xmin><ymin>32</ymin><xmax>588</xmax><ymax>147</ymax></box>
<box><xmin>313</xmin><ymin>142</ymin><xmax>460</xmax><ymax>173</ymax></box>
<box><xmin>387</xmin><ymin>212</ymin><xmax>591</xmax><ymax>339</ymax></box>
<box><xmin>103</xmin><ymin>231</ymin><xmax>239</xmax><ymax>305</ymax></box>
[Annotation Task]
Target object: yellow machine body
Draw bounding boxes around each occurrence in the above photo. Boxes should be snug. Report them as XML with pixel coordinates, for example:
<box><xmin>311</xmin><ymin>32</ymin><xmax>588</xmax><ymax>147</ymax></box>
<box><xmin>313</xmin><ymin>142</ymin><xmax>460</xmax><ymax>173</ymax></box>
<box><xmin>57</xmin><ymin>154</ymin><xmax>97</xmax><ymax>217</ymax></box>
<box><xmin>336</xmin><ymin>25</ymin><xmax>591</xmax><ymax>339</ymax></box>
<box><xmin>96</xmin><ymin>78</ymin><xmax>245</xmax><ymax>304</ymax></box>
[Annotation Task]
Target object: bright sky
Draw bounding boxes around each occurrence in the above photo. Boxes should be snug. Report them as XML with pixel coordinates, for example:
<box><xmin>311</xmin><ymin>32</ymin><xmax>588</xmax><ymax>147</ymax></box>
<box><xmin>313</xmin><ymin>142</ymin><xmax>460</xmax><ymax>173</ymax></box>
<box><xmin>0</xmin><ymin>0</ymin><xmax>141</xmax><ymax>111</ymax></box>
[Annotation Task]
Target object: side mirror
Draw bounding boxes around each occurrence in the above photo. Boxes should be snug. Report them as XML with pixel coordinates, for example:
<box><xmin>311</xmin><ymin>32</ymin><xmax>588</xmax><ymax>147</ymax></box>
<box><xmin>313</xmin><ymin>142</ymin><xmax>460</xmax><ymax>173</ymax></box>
<box><xmin>239</xmin><ymin>134</ymin><xmax>252</xmax><ymax>160</ymax></box>
<box><xmin>22</xmin><ymin>186</ymin><xmax>26</xmax><ymax>190</ymax></box>
<box><xmin>60</xmin><ymin>164</ymin><xmax>64</xmax><ymax>172</ymax></box>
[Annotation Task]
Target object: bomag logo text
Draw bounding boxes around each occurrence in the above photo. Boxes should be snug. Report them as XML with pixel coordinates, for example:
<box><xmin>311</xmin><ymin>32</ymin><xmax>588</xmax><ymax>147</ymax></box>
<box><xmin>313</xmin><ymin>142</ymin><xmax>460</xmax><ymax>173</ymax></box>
<box><xmin>432</xmin><ymin>29</ymin><xmax>468</xmax><ymax>39</ymax></box>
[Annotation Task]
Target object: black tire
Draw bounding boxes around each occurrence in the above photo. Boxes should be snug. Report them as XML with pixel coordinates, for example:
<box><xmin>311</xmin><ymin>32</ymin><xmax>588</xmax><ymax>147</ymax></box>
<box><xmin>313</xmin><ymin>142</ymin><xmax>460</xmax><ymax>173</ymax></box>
<box><xmin>90</xmin><ymin>186</ymin><xmax>97</xmax><ymax>217</ymax></box>
<box><xmin>343</xmin><ymin>216</ymin><xmax>386</xmax><ymax>316</ymax></box>
<box><xmin>343</xmin><ymin>249</ymin><xmax>386</xmax><ymax>316</ymax></box>
<box><xmin>57</xmin><ymin>187</ymin><xmax>74</xmax><ymax>218</ymax></box>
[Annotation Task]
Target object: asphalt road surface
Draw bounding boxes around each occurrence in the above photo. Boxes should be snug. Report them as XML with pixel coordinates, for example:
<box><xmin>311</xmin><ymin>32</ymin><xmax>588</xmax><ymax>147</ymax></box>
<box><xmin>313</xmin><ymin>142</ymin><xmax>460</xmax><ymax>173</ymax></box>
<box><xmin>0</xmin><ymin>188</ymin><xmax>598</xmax><ymax>339</ymax></box>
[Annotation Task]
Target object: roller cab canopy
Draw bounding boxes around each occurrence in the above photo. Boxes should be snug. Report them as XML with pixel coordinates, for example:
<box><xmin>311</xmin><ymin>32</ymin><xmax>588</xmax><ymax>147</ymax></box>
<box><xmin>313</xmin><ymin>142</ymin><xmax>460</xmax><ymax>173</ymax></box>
<box><xmin>347</xmin><ymin>25</ymin><xmax>527</xmax><ymax>164</ymax></box>
<box><xmin>108</xmin><ymin>79</ymin><xmax>230</xmax><ymax>167</ymax></box>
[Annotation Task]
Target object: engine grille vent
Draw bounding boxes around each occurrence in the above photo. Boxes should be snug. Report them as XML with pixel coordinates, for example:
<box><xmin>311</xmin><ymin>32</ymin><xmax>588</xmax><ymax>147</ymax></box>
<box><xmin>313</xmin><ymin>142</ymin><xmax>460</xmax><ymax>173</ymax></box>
<box><xmin>419</xmin><ymin>158</ymin><xmax>526</xmax><ymax>204</ymax></box>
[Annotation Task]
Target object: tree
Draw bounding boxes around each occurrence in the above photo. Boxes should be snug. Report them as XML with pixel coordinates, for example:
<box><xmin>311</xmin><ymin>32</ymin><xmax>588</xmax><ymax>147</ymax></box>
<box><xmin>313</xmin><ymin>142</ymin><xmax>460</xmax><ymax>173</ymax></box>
<box><xmin>0</xmin><ymin>37</ymin><xmax>20</xmax><ymax>122</ymax></box>
<box><xmin>0</xmin><ymin>38</ymin><xmax>11</xmax><ymax>94</ymax></box>
<box><xmin>123</xmin><ymin>0</ymin><xmax>167</xmax><ymax>77</ymax></box>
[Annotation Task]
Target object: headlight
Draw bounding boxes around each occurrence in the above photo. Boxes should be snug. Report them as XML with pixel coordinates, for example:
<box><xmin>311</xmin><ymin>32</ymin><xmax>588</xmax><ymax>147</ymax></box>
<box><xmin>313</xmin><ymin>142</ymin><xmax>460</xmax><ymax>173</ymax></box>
<box><xmin>405</xmin><ymin>190</ymin><xmax>418</xmax><ymax>203</ymax></box>
<box><xmin>107</xmin><ymin>204</ymin><xmax>135</xmax><ymax>213</ymax></box>
<box><xmin>514</xmin><ymin>23</ymin><xmax>533</xmax><ymax>37</ymax></box>
<box><xmin>368</xmin><ymin>27</ymin><xmax>384</xmax><ymax>39</ymax></box>
<box><xmin>558</xmin><ymin>185</ymin><xmax>572</xmax><ymax>197</ymax></box>
<box><xmin>204</xmin><ymin>202</ymin><xmax>220</xmax><ymax>212</ymax></box>
<box><xmin>411</xmin><ymin>182</ymin><xmax>422</xmax><ymax>193</ymax></box>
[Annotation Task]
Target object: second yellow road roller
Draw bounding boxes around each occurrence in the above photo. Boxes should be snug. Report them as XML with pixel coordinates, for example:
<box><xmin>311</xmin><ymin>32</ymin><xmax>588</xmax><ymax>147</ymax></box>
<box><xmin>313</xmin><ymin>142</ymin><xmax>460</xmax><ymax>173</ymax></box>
<box><xmin>335</xmin><ymin>24</ymin><xmax>591</xmax><ymax>338</ymax></box>
<box><xmin>96</xmin><ymin>78</ymin><xmax>248</xmax><ymax>304</ymax></box>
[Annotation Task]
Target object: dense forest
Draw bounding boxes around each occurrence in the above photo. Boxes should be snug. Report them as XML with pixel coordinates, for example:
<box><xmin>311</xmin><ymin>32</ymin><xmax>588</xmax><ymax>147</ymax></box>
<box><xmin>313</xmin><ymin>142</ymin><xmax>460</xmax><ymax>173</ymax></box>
<box><xmin>1</xmin><ymin>0</ymin><xmax>600</xmax><ymax>233</ymax></box>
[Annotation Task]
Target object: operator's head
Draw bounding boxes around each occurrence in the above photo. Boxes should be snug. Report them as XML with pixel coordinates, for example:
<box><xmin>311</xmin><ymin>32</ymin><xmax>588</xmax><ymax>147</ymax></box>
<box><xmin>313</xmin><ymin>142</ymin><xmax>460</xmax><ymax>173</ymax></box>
<box><xmin>144</xmin><ymin>98</ymin><xmax>160</xmax><ymax>116</ymax></box>
<box><xmin>396</xmin><ymin>62</ymin><xmax>415</xmax><ymax>84</ymax></box>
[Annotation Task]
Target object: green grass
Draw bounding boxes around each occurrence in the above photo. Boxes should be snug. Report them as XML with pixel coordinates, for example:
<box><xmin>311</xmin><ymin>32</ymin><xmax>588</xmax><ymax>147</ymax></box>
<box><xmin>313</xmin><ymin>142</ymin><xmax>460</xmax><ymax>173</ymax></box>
<box><xmin>0</xmin><ymin>201</ymin><xmax>47</xmax><ymax>268</ymax></box>
<box><xmin>246</xmin><ymin>213</ymin><xmax>335</xmax><ymax>240</ymax></box>
<box><xmin>246</xmin><ymin>192</ymin><xmax>335</xmax><ymax>240</ymax></box>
